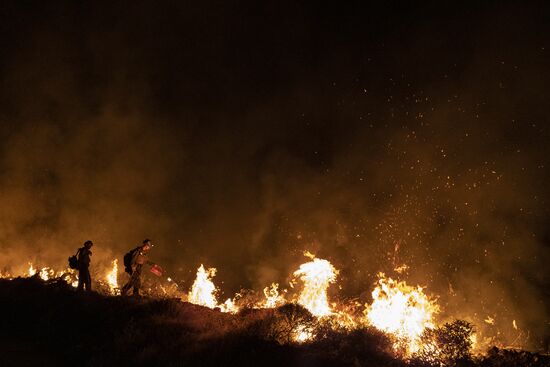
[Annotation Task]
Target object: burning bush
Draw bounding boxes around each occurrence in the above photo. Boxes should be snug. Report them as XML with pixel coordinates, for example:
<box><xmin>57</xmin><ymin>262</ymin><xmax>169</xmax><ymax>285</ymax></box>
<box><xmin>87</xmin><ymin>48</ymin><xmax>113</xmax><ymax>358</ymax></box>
<box><xmin>240</xmin><ymin>303</ymin><xmax>317</xmax><ymax>344</ymax></box>
<box><xmin>414</xmin><ymin>320</ymin><xmax>475</xmax><ymax>366</ymax></box>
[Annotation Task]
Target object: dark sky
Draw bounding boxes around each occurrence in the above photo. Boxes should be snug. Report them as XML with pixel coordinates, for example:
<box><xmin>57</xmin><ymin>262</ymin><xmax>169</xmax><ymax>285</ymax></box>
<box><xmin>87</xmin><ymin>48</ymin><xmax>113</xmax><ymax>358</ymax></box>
<box><xmin>0</xmin><ymin>1</ymin><xmax>548</xmax><ymax>349</ymax></box>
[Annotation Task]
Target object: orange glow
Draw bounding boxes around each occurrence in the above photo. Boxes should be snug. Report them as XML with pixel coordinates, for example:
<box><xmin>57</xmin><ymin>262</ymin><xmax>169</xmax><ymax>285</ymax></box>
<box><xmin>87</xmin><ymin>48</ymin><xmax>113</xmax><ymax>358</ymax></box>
<box><xmin>364</xmin><ymin>273</ymin><xmax>439</xmax><ymax>354</ymax></box>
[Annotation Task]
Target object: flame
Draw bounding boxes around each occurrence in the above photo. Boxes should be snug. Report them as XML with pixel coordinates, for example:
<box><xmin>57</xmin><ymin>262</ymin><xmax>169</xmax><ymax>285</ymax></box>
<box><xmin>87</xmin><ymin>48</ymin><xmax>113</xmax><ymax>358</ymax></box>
<box><xmin>365</xmin><ymin>273</ymin><xmax>439</xmax><ymax>354</ymax></box>
<box><xmin>2</xmin><ymin>254</ymin><xmax>526</xmax><ymax>351</ymax></box>
<box><xmin>24</xmin><ymin>262</ymin><xmax>78</xmax><ymax>288</ymax></box>
<box><xmin>62</xmin><ymin>270</ymin><xmax>79</xmax><ymax>288</ymax></box>
<box><xmin>106</xmin><ymin>259</ymin><xmax>119</xmax><ymax>295</ymax></box>
<box><xmin>187</xmin><ymin>264</ymin><xmax>240</xmax><ymax>313</ymax></box>
<box><xmin>294</xmin><ymin>324</ymin><xmax>314</xmax><ymax>343</ymax></box>
<box><xmin>293</xmin><ymin>252</ymin><xmax>338</xmax><ymax>317</ymax></box>
<box><xmin>39</xmin><ymin>267</ymin><xmax>55</xmax><ymax>281</ymax></box>
<box><xmin>470</xmin><ymin>333</ymin><xmax>478</xmax><ymax>349</ymax></box>
<box><xmin>39</xmin><ymin>268</ymin><xmax>48</xmax><ymax>280</ymax></box>
<box><xmin>28</xmin><ymin>263</ymin><xmax>36</xmax><ymax>276</ymax></box>
<box><xmin>219</xmin><ymin>298</ymin><xmax>239</xmax><ymax>314</ymax></box>
<box><xmin>58</xmin><ymin>267</ymin><xmax>79</xmax><ymax>288</ymax></box>
<box><xmin>188</xmin><ymin>264</ymin><xmax>219</xmax><ymax>309</ymax></box>
<box><xmin>261</xmin><ymin>283</ymin><xmax>286</xmax><ymax>308</ymax></box>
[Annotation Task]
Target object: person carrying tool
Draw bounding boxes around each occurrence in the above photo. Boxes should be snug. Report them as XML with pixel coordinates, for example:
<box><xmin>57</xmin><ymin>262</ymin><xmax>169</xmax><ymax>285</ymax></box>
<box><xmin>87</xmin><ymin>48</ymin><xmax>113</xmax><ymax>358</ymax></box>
<box><xmin>121</xmin><ymin>239</ymin><xmax>161</xmax><ymax>296</ymax></box>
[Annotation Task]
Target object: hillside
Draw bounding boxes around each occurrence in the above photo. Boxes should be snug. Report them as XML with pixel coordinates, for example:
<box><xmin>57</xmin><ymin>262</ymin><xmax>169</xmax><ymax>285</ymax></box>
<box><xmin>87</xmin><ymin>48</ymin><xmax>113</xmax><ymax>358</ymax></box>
<box><xmin>0</xmin><ymin>277</ymin><xmax>546</xmax><ymax>367</ymax></box>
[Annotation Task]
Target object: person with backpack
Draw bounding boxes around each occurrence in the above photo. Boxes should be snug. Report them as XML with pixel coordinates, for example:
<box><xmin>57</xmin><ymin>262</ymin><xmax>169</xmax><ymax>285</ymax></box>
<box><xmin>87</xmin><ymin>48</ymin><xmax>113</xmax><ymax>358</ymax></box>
<box><xmin>76</xmin><ymin>240</ymin><xmax>93</xmax><ymax>292</ymax></box>
<box><xmin>121</xmin><ymin>239</ymin><xmax>157</xmax><ymax>296</ymax></box>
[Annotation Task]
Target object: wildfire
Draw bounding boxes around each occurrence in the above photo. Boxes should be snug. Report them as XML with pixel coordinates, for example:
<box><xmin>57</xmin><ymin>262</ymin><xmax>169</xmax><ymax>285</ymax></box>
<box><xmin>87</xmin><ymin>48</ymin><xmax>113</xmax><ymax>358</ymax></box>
<box><xmin>365</xmin><ymin>273</ymin><xmax>439</xmax><ymax>354</ymax></box>
<box><xmin>69</xmin><ymin>275</ymin><xmax>79</xmax><ymax>288</ymax></box>
<box><xmin>294</xmin><ymin>324</ymin><xmax>314</xmax><ymax>343</ymax></box>
<box><xmin>4</xmin><ymin>253</ymin><xmax>521</xmax><ymax>354</ymax></box>
<box><xmin>39</xmin><ymin>267</ymin><xmax>55</xmax><ymax>281</ymax></box>
<box><xmin>261</xmin><ymin>283</ymin><xmax>286</xmax><ymax>308</ymax></box>
<box><xmin>106</xmin><ymin>259</ymin><xmax>119</xmax><ymax>295</ymax></box>
<box><xmin>25</xmin><ymin>262</ymin><xmax>78</xmax><ymax>287</ymax></box>
<box><xmin>187</xmin><ymin>264</ymin><xmax>240</xmax><ymax>313</ymax></box>
<box><xmin>293</xmin><ymin>252</ymin><xmax>338</xmax><ymax>317</ymax></box>
<box><xmin>28</xmin><ymin>263</ymin><xmax>36</xmax><ymax>276</ymax></box>
<box><xmin>219</xmin><ymin>298</ymin><xmax>239</xmax><ymax>314</ymax></box>
<box><xmin>188</xmin><ymin>264</ymin><xmax>218</xmax><ymax>308</ymax></box>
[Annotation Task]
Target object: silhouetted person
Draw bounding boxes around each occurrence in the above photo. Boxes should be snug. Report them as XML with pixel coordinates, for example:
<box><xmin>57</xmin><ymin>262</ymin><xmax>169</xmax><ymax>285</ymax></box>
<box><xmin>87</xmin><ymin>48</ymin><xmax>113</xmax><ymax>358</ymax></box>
<box><xmin>77</xmin><ymin>240</ymin><xmax>93</xmax><ymax>291</ymax></box>
<box><xmin>121</xmin><ymin>239</ymin><xmax>155</xmax><ymax>296</ymax></box>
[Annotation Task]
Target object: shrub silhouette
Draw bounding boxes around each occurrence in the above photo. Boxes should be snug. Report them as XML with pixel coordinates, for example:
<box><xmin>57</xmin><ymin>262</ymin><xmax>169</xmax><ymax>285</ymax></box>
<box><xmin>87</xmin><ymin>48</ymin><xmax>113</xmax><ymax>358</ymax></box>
<box><xmin>415</xmin><ymin>319</ymin><xmax>474</xmax><ymax>366</ymax></box>
<box><xmin>478</xmin><ymin>346</ymin><xmax>549</xmax><ymax>367</ymax></box>
<box><xmin>242</xmin><ymin>303</ymin><xmax>317</xmax><ymax>344</ymax></box>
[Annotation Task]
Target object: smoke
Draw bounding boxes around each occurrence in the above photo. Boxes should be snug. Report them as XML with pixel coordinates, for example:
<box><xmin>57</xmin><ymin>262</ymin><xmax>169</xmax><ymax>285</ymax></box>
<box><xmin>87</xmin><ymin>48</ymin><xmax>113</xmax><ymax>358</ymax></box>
<box><xmin>0</xmin><ymin>1</ymin><xmax>548</xmax><ymax>350</ymax></box>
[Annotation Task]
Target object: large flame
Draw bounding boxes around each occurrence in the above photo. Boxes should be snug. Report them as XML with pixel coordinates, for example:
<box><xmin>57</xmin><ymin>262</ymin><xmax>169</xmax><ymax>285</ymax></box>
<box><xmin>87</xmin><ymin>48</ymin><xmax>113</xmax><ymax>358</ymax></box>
<box><xmin>187</xmin><ymin>264</ymin><xmax>239</xmax><ymax>313</ymax></box>
<box><xmin>365</xmin><ymin>273</ymin><xmax>439</xmax><ymax>354</ymax></box>
<box><xmin>188</xmin><ymin>264</ymin><xmax>219</xmax><ymax>309</ymax></box>
<box><xmin>293</xmin><ymin>252</ymin><xmax>338</xmax><ymax>317</ymax></box>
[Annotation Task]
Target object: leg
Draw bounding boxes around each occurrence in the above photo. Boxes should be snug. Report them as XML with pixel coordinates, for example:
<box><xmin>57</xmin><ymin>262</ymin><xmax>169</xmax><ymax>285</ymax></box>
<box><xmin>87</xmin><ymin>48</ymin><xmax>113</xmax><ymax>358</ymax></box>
<box><xmin>133</xmin><ymin>273</ymin><xmax>141</xmax><ymax>296</ymax></box>
<box><xmin>121</xmin><ymin>271</ymin><xmax>138</xmax><ymax>295</ymax></box>
<box><xmin>84</xmin><ymin>267</ymin><xmax>92</xmax><ymax>292</ymax></box>
<box><xmin>121</xmin><ymin>275</ymin><xmax>134</xmax><ymax>295</ymax></box>
<box><xmin>77</xmin><ymin>268</ymin><xmax>84</xmax><ymax>291</ymax></box>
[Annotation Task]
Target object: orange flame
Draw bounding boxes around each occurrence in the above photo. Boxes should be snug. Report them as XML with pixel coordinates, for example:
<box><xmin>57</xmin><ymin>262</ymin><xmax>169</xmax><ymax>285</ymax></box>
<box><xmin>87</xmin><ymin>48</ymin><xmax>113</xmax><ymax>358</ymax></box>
<box><xmin>28</xmin><ymin>263</ymin><xmax>36</xmax><ymax>277</ymax></box>
<box><xmin>106</xmin><ymin>259</ymin><xmax>119</xmax><ymax>295</ymax></box>
<box><xmin>293</xmin><ymin>252</ymin><xmax>338</xmax><ymax>317</ymax></box>
<box><xmin>187</xmin><ymin>264</ymin><xmax>239</xmax><ymax>313</ymax></box>
<box><xmin>365</xmin><ymin>273</ymin><xmax>439</xmax><ymax>354</ymax></box>
<box><xmin>261</xmin><ymin>283</ymin><xmax>286</xmax><ymax>308</ymax></box>
<box><xmin>188</xmin><ymin>264</ymin><xmax>218</xmax><ymax>308</ymax></box>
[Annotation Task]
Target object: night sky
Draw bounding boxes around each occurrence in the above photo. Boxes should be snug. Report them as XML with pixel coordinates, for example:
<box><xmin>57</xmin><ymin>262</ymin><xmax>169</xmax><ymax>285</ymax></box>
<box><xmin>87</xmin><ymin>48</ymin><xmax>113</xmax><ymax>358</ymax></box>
<box><xmin>0</xmin><ymin>2</ymin><xmax>548</xmax><ymax>349</ymax></box>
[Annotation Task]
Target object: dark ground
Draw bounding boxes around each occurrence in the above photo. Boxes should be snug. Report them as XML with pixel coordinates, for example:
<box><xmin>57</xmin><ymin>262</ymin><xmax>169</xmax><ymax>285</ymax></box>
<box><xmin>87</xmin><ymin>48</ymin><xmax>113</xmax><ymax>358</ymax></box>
<box><xmin>0</xmin><ymin>278</ymin><xmax>547</xmax><ymax>367</ymax></box>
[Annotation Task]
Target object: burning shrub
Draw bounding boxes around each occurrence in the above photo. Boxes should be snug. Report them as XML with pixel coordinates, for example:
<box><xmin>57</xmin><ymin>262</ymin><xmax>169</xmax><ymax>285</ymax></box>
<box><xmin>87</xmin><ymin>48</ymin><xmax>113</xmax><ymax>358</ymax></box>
<box><xmin>365</xmin><ymin>273</ymin><xmax>440</xmax><ymax>355</ymax></box>
<box><xmin>414</xmin><ymin>319</ymin><xmax>475</xmax><ymax>366</ymax></box>
<box><xmin>243</xmin><ymin>303</ymin><xmax>318</xmax><ymax>344</ymax></box>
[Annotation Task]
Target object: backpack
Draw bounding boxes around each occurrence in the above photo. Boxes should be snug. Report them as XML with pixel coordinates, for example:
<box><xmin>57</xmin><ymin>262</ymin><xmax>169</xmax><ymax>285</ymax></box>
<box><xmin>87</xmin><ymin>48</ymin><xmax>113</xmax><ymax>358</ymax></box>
<box><xmin>68</xmin><ymin>249</ymin><xmax>81</xmax><ymax>269</ymax></box>
<box><xmin>123</xmin><ymin>247</ymin><xmax>141</xmax><ymax>274</ymax></box>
